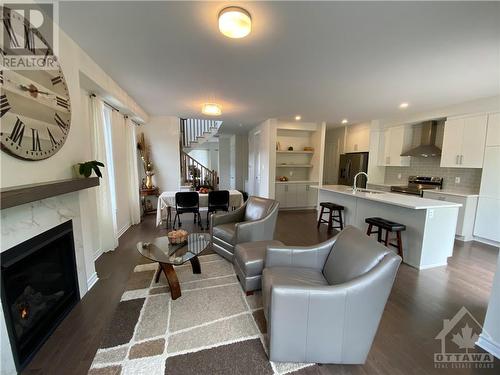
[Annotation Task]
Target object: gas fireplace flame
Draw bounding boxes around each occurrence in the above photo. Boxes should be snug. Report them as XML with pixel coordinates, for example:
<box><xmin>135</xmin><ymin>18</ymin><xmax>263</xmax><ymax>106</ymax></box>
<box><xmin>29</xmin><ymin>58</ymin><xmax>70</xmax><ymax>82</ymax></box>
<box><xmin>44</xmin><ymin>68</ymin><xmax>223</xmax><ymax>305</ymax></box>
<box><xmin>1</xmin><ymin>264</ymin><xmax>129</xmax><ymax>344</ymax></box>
<box><xmin>19</xmin><ymin>305</ymin><xmax>29</xmax><ymax>319</ymax></box>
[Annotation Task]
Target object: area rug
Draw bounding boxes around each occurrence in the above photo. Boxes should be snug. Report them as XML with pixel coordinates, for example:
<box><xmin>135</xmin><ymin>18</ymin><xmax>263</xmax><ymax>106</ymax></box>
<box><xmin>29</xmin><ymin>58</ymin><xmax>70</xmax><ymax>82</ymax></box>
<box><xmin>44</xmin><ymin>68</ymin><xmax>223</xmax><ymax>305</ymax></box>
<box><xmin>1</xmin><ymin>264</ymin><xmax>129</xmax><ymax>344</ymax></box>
<box><xmin>88</xmin><ymin>254</ymin><xmax>317</xmax><ymax>375</ymax></box>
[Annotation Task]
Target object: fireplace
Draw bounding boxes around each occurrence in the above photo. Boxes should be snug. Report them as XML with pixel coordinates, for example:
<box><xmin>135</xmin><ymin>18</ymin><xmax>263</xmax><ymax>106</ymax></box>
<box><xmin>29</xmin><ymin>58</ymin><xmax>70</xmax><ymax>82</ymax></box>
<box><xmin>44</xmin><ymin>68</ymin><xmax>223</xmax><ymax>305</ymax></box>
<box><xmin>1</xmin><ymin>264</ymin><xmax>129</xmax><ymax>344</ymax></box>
<box><xmin>1</xmin><ymin>220</ymin><xmax>80</xmax><ymax>371</ymax></box>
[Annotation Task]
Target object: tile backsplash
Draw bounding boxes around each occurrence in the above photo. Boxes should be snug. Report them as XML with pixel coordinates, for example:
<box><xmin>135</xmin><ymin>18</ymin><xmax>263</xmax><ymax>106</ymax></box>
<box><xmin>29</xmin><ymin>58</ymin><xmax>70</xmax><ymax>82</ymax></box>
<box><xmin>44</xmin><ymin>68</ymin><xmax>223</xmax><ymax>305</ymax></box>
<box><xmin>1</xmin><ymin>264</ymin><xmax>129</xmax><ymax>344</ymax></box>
<box><xmin>384</xmin><ymin>157</ymin><xmax>482</xmax><ymax>194</ymax></box>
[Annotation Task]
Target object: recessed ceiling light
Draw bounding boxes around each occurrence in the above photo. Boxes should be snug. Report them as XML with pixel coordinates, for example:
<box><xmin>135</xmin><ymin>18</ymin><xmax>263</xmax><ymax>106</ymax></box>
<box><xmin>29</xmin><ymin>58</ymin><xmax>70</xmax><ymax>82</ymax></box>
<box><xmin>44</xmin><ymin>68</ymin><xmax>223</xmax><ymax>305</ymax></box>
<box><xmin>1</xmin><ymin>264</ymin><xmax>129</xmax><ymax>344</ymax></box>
<box><xmin>341</xmin><ymin>119</ymin><xmax>348</xmax><ymax>124</ymax></box>
<box><xmin>202</xmin><ymin>103</ymin><xmax>222</xmax><ymax>116</ymax></box>
<box><xmin>399</xmin><ymin>102</ymin><xmax>409</xmax><ymax>109</ymax></box>
<box><xmin>218</xmin><ymin>7</ymin><xmax>252</xmax><ymax>39</ymax></box>
<box><xmin>295</xmin><ymin>115</ymin><xmax>301</xmax><ymax>121</ymax></box>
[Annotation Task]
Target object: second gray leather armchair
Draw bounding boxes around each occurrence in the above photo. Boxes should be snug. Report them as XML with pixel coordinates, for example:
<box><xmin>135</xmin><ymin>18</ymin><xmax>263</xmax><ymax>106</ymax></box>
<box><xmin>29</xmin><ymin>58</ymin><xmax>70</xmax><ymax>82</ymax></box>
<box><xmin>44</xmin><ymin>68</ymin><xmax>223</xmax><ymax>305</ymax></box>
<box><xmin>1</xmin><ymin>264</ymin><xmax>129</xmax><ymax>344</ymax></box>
<box><xmin>210</xmin><ymin>196</ymin><xmax>279</xmax><ymax>261</ymax></box>
<box><xmin>262</xmin><ymin>226</ymin><xmax>401</xmax><ymax>364</ymax></box>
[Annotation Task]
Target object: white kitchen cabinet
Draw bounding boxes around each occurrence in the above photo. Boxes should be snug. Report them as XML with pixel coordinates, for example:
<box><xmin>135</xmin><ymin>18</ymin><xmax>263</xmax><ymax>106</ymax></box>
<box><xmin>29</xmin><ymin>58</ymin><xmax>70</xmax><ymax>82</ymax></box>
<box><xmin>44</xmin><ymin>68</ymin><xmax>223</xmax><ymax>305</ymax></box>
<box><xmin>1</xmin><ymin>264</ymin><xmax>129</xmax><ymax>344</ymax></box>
<box><xmin>345</xmin><ymin>124</ymin><xmax>370</xmax><ymax>153</ymax></box>
<box><xmin>486</xmin><ymin>112</ymin><xmax>500</xmax><ymax>147</ymax></box>
<box><xmin>275</xmin><ymin>184</ymin><xmax>287</xmax><ymax>208</ymax></box>
<box><xmin>377</xmin><ymin>125</ymin><xmax>412</xmax><ymax>167</ymax></box>
<box><xmin>423</xmin><ymin>191</ymin><xmax>478</xmax><ymax>241</ymax></box>
<box><xmin>440</xmin><ymin>115</ymin><xmax>488</xmax><ymax>168</ymax></box>
<box><xmin>275</xmin><ymin>183</ymin><xmax>317</xmax><ymax>208</ymax></box>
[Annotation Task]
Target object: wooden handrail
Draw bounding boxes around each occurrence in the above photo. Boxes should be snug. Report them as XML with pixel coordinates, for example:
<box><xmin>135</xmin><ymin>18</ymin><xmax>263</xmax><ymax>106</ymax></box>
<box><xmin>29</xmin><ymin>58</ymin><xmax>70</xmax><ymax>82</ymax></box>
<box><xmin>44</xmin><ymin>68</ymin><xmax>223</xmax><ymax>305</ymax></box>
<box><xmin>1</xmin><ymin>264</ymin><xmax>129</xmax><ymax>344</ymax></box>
<box><xmin>180</xmin><ymin>151</ymin><xmax>218</xmax><ymax>190</ymax></box>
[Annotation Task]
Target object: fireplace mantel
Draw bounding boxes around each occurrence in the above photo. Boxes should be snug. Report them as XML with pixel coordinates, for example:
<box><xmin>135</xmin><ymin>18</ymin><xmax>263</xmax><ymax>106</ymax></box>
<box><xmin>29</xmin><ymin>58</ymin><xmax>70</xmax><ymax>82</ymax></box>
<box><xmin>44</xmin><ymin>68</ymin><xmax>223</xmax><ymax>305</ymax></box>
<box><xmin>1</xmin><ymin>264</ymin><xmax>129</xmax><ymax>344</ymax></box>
<box><xmin>1</xmin><ymin>177</ymin><xmax>99</xmax><ymax>209</ymax></box>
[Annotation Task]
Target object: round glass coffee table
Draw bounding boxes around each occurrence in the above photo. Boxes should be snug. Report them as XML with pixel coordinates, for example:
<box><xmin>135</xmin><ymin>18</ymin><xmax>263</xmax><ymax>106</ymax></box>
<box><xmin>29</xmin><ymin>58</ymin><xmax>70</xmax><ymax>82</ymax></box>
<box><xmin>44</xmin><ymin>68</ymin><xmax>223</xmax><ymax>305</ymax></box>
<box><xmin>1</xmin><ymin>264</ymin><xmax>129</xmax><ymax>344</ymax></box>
<box><xmin>136</xmin><ymin>233</ymin><xmax>210</xmax><ymax>300</ymax></box>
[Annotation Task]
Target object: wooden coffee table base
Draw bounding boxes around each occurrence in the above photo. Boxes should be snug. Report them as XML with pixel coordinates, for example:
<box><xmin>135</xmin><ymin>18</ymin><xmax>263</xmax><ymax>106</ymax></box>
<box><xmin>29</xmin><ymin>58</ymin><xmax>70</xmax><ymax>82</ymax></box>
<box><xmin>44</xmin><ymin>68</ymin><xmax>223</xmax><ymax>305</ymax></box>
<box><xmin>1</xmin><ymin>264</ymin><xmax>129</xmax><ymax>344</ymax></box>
<box><xmin>154</xmin><ymin>257</ymin><xmax>201</xmax><ymax>300</ymax></box>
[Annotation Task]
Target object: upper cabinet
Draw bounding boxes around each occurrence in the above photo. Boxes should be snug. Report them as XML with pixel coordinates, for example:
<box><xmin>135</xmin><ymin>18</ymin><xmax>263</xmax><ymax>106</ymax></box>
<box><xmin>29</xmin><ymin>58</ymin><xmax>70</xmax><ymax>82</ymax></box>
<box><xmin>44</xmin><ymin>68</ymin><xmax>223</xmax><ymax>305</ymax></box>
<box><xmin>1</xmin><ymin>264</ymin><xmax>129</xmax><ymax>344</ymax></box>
<box><xmin>440</xmin><ymin>115</ymin><xmax>487</xmax><ymax>168</ymax></box>
<box><xmin>377</xmin><ymin>125</ymin><xmax>412</xmax><ymax>167</ymax></box>
<box><xmin>344</xmin><ymin>123</ymin><xmax>370</xmax><ymax>153</ymax></box>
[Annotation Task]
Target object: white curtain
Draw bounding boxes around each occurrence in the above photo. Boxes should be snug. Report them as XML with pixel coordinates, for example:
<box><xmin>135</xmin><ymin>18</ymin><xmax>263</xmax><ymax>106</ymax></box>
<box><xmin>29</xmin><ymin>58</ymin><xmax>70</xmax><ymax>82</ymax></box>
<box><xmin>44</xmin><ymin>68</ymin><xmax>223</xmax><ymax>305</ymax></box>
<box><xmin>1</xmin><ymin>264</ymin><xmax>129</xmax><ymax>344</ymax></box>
<box><xmin>90</xmin><ymin>96</ymin><xmax>119</xmax><ymax>252</ymax></box>
<box><xmin>125</xmin><ymin>117</ymin><xmax>141</xmax><ymax>225</ymax></box>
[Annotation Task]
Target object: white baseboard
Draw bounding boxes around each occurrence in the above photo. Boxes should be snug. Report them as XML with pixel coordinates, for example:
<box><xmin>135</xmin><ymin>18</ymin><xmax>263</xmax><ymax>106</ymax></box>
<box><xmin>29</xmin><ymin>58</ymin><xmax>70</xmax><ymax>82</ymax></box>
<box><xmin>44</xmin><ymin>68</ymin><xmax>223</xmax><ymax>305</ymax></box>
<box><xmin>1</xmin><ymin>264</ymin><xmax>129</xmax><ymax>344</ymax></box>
<box><xmin>477</xmin><ymin>334</ymin><xmax>500</xmax><ymax>359</ymax></box>
<box><xmin>94</xmin><ymin>248</ymin><xmax>103</xmax><ymax>261</ymax></box>
<box><xmin>87</xmin><ymin>272</ymin><xmax>99</xmax><ymax>291</ymax></box>
<box><xmin>473</xmin><ymin>236</ymin><xmax>500</xmax><ymax>248</ymax></box>
<box><xmin>117</xmin><ymin>222</ymin><xmax>131</xmax><ymax>238</ymax></box>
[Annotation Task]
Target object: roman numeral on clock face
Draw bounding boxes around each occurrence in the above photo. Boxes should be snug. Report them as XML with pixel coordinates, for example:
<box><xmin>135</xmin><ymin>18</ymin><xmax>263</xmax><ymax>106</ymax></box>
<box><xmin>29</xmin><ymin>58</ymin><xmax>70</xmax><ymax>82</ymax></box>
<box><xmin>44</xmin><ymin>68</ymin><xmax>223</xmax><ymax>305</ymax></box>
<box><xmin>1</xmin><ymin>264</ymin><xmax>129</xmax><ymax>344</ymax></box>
<box><xmin>31</xmin><ymin>128</ymin><xmax>41</xmax><ymax>151</ymax></box>
<box><xmin>51</xmin><ymin>76</ymin><xmax>63</xmax><ymax>85</ymax></box>
<box><xmin>47</xmin><ymin>127</ymin><xmax>57</xmax><ymax>147</ymax></box>
<box><xmin>1</xmin><ymin>95</ymin><xmax>11</xmax><ymax>117</ymax></box>
<box><xmin>56</xmin><ymin>96</ymin><xmax>69</xmax><ymax>109</ymax></box>
<box><xmin>55</xmin><ymin>113</ymin><xmax>69</xmax><ymax>134</ymax></box>
<box><xmin>10</xmin><ymin>118</ymin><xmax>25</xmax><ymax>146</ymax></box>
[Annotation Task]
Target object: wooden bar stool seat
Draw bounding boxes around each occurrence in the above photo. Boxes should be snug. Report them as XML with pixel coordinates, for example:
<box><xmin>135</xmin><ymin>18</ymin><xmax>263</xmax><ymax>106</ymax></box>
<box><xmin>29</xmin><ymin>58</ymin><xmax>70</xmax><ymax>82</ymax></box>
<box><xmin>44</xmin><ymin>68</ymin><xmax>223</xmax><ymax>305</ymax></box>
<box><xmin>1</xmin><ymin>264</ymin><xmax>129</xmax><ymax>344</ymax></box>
<box><xmin>317</xmin><ymin>202</ymin><xmax>344</xmax><ymax>231</ymax></box>
<box><xmin>365</xmin><ymin>217</ymin><xmax>405</xmax><ymax>257</ymax></box>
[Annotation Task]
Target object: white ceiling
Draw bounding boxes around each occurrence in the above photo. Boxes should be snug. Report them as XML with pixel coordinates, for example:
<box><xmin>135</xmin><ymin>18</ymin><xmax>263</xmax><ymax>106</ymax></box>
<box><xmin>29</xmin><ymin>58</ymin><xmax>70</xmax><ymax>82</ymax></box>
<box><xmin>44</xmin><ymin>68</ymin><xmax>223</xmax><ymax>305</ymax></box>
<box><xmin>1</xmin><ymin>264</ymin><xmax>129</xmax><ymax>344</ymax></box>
<box><xmin>59</xmin><ymin>1</ymin><xmax>500</xmax><ymax>132</ymax></box>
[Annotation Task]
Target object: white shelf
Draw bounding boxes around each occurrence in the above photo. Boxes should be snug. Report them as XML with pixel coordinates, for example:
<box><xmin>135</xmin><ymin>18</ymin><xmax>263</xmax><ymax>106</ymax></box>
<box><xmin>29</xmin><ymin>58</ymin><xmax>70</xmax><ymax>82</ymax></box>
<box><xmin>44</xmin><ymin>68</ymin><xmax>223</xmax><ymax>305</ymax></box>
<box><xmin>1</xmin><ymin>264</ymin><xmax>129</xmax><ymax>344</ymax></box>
<box><xmin>276</xmin><ymin>150</ymin><xmax>314</xmax><ymax>154</ymax></box>
<box><xmin>276</xmin><ymin>164</ymin><xmax>313</xmax><ymax>168</ymax></box>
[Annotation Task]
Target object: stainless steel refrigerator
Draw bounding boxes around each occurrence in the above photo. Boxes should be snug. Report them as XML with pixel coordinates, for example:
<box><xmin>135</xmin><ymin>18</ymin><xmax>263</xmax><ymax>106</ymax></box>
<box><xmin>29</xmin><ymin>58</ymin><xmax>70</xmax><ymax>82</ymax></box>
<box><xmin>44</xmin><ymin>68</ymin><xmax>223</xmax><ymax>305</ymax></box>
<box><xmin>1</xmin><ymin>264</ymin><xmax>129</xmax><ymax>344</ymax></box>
<box><xmin>338</xmin><ymin>152</ymin><xmax>369</xmax><ymax>188</ymax></box>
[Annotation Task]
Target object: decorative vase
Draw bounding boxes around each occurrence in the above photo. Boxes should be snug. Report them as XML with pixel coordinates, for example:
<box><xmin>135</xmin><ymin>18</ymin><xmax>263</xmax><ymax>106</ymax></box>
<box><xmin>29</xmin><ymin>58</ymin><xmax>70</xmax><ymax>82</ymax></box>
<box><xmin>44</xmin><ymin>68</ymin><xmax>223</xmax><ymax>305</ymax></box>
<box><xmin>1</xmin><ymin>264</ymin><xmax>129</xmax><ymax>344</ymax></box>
<box><xmin>145</xmin><ymin>171</ymin><xmax>155</xmax><ymax>189</ymax></box>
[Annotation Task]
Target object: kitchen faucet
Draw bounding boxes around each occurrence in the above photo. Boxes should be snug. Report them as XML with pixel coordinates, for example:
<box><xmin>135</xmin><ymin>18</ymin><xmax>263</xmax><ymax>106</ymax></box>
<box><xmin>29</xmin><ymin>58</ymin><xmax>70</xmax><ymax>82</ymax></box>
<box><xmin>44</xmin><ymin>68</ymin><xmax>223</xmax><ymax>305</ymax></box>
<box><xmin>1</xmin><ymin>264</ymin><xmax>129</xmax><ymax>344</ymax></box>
<box><xmin>353</xmin><ymin>172</ymin><xmax>368</xmax><ymax>192</ymax></box>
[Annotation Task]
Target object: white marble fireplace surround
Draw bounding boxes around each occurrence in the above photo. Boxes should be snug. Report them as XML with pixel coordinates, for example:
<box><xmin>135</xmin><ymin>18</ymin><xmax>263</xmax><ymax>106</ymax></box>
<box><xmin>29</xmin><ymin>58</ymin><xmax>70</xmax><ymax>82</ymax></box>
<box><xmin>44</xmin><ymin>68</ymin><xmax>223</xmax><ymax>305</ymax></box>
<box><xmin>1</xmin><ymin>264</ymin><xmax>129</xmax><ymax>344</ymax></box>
<box><xmin>0</xmin><ymin>191</ymin><xmax>98</xmax><ymax>374</ymax></box>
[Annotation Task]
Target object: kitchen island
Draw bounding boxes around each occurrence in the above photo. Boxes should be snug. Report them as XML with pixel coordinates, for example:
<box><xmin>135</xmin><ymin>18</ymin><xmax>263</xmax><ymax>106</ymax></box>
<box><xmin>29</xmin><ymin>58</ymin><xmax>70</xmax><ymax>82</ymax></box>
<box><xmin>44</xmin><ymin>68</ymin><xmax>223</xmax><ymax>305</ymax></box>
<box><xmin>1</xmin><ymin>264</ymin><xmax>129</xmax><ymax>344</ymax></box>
<box><xmin>315</xmin><ymin>185</ymin><xmax>461</xmax><ymax>270</ymax></box>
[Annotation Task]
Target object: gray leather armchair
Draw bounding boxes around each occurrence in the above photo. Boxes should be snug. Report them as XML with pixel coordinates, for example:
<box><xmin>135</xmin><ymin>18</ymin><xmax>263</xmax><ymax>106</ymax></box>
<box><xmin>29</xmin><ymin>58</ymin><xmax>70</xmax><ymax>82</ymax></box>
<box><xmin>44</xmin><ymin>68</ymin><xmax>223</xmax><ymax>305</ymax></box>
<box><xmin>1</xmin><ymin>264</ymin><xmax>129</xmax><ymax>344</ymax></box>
<box><xmin>262</xmin><ymin>226</ymin><xmax>401</xmax><ymax>364</ymax></box>
<box><xmin>210</xmin><ymin>196</ymin><xmax>279</xmax><ymax>261</ymax></box>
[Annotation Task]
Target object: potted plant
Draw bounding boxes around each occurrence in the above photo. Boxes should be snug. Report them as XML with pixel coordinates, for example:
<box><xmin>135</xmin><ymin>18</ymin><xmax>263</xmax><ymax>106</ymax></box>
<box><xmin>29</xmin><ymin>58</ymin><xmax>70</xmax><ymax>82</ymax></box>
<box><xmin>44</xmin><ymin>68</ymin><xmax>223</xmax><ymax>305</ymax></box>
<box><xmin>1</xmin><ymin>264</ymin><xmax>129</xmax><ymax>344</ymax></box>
<box><xmin>73</xmin><ymin>160</ymin><xmax>105</xmax><ymax>178</ymax></box>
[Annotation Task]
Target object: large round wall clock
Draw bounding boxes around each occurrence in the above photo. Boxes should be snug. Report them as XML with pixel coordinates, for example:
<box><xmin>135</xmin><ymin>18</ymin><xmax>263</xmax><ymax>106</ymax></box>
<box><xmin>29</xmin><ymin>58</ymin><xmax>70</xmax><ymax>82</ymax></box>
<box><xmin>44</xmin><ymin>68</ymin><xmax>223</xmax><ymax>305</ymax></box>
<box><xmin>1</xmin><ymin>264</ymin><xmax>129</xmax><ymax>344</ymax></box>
<box><xmin>1</xmin><ymin>7</ymin><xmax>71</xmax><ymax>161</ymax></box>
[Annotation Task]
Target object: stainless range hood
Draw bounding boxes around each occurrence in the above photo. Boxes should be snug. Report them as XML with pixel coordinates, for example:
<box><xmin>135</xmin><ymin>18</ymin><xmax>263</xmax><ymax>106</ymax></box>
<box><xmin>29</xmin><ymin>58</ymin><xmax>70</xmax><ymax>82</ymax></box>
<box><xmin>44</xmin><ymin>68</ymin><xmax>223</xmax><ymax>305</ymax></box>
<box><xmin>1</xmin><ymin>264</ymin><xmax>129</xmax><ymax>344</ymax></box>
<box><xmin>401</xmin><ymin>120</ymin><xmax>442</xmax><ymax>157</ymax></box>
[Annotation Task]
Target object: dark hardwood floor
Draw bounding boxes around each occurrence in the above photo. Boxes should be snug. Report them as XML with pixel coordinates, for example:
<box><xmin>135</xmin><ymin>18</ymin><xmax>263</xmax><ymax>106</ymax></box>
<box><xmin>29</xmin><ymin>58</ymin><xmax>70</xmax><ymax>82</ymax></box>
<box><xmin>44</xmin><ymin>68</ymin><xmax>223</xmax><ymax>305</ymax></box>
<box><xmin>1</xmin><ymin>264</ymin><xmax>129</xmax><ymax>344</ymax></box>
<box><xmin>22</xmin><ymin>210</ymin><xmax>499</xmax><ymax>374</ymax></box>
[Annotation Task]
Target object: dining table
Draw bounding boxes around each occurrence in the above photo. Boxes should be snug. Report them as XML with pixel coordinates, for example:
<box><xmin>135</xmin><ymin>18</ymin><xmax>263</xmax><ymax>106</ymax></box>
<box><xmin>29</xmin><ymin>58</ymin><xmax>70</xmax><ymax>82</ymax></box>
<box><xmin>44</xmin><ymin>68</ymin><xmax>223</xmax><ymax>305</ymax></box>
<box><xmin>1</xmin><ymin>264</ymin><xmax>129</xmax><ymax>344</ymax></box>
<box><xmin>155</xmin><ymin>189</ymin><xmax>244</xmax><ymax>227</ymax></box>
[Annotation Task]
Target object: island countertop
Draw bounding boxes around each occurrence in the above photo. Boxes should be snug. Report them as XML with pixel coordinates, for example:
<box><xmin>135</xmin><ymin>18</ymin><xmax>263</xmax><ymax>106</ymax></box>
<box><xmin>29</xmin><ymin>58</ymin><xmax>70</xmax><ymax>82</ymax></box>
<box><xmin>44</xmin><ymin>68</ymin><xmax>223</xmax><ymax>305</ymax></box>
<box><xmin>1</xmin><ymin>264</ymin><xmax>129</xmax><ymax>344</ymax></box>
<box><xmin>314</xmin><ymin>185</ymin><xmax>462</xmax><ymax>210</ymax></box>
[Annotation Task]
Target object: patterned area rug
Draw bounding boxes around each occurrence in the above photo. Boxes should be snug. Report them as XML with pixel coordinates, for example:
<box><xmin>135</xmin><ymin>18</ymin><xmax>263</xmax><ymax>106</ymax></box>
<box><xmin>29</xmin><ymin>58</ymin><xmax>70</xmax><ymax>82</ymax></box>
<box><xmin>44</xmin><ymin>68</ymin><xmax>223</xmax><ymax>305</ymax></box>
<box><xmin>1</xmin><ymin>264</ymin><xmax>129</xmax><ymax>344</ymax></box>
<box><xmin>88</xmin><ymin>254</ymin><xmax>316</xmax><ymax>375</ymax></box>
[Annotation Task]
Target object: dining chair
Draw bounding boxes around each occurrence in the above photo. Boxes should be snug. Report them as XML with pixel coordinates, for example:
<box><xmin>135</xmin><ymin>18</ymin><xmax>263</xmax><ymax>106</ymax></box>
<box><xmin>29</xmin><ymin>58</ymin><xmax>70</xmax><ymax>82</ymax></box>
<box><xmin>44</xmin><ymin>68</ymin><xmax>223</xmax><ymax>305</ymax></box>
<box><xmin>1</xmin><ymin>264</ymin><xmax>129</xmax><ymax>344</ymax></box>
<box><xmin>207</xmin><ymin>190</ymin><xmax>230</xmax><ymax>226</ymax></box>
<box><xmin>173</xmin><ymin>192</ymin><xmax>202</xmax><ymax>229</ymax></box>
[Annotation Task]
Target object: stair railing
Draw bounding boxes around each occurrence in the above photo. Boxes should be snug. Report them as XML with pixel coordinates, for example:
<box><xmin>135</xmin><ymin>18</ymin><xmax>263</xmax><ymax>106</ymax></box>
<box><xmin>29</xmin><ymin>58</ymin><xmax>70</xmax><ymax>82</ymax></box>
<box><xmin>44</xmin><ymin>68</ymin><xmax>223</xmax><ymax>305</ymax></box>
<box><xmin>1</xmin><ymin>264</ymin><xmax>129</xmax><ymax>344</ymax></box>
<box><xmin>180</xmin><ymin>118</ymin><xmax>222</xmax><ymax>149</ymax></box>
<box><xmin>180</xmin><ymin>151</ymin><xmax>219</xmax><ymax>190</ymax></box>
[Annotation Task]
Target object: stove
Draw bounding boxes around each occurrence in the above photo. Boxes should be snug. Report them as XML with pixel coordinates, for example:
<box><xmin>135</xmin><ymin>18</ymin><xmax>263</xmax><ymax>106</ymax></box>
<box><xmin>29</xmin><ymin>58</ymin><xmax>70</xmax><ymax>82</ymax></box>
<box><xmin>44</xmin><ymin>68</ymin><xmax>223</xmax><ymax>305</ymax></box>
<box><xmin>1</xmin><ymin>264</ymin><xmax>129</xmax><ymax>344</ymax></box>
<box><xmin>390</xmin><ymin>176</ymin><xmax>443</xmax><ymax>196</ymax></box>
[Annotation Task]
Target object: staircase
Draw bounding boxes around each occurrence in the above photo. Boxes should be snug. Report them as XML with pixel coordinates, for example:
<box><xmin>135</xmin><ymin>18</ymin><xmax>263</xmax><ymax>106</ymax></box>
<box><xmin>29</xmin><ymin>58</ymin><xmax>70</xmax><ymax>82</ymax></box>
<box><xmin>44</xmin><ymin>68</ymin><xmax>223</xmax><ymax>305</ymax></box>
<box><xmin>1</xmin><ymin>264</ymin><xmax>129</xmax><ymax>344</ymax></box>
<box><xmin>181</xmin><ymin>118</ymin><xmax>222</xmax><ymax>151</ymax></box>
<box><xmin>180</xmin><ymin>118</ymin><xmax>222</xmax><ymax>189</ymax></box>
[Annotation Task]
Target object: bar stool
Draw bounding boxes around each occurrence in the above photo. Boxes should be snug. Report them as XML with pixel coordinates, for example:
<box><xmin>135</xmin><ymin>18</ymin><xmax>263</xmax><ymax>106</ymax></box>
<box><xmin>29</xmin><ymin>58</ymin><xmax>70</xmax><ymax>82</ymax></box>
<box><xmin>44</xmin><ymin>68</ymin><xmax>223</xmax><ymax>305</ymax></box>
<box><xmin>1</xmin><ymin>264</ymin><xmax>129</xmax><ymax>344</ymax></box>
<box><xmin>317</xmin><ymin>202</ymin><xmax>344</xmax><ymax>231</ymax></box>
<box><xmin>365</xmin><ymin>217</ymin><xmax>405</xmax><ymax>257</ymax></box>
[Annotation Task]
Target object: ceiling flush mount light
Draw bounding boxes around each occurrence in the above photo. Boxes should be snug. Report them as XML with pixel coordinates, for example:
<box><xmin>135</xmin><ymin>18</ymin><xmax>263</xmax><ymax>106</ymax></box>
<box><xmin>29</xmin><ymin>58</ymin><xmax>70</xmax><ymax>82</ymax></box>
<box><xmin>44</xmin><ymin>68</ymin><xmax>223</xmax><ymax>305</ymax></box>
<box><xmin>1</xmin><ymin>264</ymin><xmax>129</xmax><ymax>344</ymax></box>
<box><xmin>399</xmin><ymin>102</ymin><xmax>409</xmax><ymax>109</ymax></box>
<box><xmin>218</xmin><ymin>6</ymin><xmax>252</xmax><ymax>39</ymax></box>
<box><xmin>341</xmin><ymin>119</ymin><xmax>349</xmax><ymax>124</ymax></box>
<box><xmin>295</xmin><ymin>115</ymin><xmax>301</xmax><ymax>121</ymax></box>
<box><xmin>202</xmin><ymin>103</ymin><xmax>222</xmax><ymax>116</ymax></box>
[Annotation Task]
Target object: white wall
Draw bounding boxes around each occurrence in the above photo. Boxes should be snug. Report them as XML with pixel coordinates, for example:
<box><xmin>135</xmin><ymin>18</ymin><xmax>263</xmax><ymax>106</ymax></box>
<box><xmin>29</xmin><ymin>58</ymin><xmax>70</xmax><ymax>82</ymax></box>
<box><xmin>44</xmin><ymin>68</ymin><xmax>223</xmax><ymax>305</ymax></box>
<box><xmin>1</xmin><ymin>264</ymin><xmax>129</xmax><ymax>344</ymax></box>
<box><xmin>218</xmin><ymin>135</ymin><xmax>232</xmax><ymax>189</ymax></box>
<box><xmin>248</xmin><ymin>119</ymin><xmax>276</xmax><ymax>198</ymax></box>
<box><xmin>140</xmin><ymin>116</ymin><xmax>180</xmax><ymax>192</ymax></box>
<box><xmin>478</xmin><ymin>254</ymin><xmax>500</xmax><ymax>359</ymax></box>
<box><xmin>235</xmin><ymin>134</ymin><xmax>248</xmax><ymax>191</ymax></box>
<box><xmin>188</xmin><ymin>149</ymin><xmax>209</xmax><ymax>167</ymax></box>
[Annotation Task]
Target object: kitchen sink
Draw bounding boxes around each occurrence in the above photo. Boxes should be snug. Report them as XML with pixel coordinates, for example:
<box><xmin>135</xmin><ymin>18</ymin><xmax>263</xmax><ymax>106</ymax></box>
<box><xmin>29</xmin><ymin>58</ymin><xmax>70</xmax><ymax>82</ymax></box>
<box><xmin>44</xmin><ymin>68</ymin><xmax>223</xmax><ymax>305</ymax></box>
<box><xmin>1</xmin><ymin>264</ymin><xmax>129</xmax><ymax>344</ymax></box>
<box><xmin>346</xmin><ymin>188</ymin><xmax>385</xmax><ymax>195</ymax></box>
